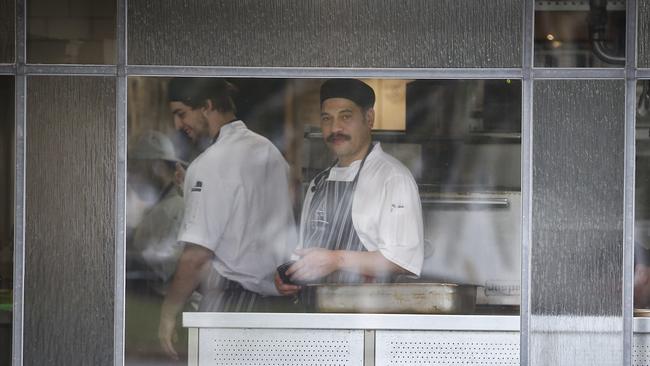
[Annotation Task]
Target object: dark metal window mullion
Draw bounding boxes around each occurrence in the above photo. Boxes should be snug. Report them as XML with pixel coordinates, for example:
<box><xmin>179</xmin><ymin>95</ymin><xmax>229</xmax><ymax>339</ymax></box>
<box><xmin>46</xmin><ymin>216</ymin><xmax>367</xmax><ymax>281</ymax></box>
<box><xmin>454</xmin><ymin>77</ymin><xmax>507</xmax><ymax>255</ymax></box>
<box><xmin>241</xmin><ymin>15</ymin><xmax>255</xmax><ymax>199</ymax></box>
<box><xmin>520</xmin><ymin>0</ymin><xmax>535</xmax><ymax>365</ymax></box>
<box><xmin>623</xmin><ymin>1</ymin><xmax>639</xmax><ymax>365</ymax></box>
<box><xmin>13</xmin><ymin>0</ymin><xmax>27</xmax><ymax>364</ymax></box>
<box><xmin>114</xmin><ymin>0</ymin><xmax>128</xmax><ymax>364</ymax></box>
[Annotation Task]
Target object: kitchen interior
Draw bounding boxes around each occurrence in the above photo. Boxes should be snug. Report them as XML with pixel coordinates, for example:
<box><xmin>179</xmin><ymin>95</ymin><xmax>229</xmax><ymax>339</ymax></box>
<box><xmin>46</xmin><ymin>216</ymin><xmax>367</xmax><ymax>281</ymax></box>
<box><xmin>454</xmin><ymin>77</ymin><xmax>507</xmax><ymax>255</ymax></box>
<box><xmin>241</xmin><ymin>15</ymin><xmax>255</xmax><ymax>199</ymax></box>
<box><xmin>126</xmin><ymin>77</ymin><xmax>521</xmax><ymax>364</ymax></box>
<box><xmin>123</xmin><ymin>2</ymin><xmax>639</xmax><ymax>363</ymax></box>
<box><xmin>635</xmin><ymin>79</ymin><xmax>650</xmax><ymax>309</ymax></box>
<box><xmin>296</xmin><ymin>78</ymin><xmax>522</xmax><ymax>311</ymax></box>
<box><xmin>124</xmin><ymin>76</ymin><xmax>522</xmax><ymax>364</ymax></box>
<box><xmin>1</xmin><ymin>0</ymin><xmax>645</xmax><ymax>365</ymax></box>
<box><xmin>534</xmin><ymin>0</ymin><xmax>625</xmax><ymax>67</ymax></box>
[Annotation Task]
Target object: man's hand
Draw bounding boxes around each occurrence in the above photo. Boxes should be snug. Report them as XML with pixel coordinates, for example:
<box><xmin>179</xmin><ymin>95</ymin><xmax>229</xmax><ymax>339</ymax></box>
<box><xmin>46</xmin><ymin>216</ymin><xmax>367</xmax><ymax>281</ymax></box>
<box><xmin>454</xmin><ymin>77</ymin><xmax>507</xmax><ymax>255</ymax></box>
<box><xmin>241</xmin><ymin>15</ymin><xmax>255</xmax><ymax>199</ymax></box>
<box><xmin>274</xmin><ymin>272</ymin><xmax>301</xmax><ymax>296</ymax></box>
<box><xmin>287</xmin><ymin>248</ymin><xmax>342</xmax><ymax>282</ymax></box>
<box><xmin>158</xmin><ymin>310</ymin><xmax>179</xmax><ymax>360</ymax></box>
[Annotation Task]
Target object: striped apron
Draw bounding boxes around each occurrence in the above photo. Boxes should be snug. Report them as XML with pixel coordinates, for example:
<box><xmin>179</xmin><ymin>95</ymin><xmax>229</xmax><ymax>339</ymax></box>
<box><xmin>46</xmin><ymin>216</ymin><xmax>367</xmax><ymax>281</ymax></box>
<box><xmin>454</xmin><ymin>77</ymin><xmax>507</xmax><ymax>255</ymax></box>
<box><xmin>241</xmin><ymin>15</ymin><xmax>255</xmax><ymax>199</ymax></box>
<box><xmin>199</xmin><ymin>272</ymin><xmax>296</xmax><ymax>312</ymax></box>
<box><xmin>198</xmin><ymin>273</ymin><xmax>262</xmax><ymax>312</ymax></box>
<box><xmin>301</xmin><ymin>145</ymin><xmax>388</xmax><ymax>309</ymax></box>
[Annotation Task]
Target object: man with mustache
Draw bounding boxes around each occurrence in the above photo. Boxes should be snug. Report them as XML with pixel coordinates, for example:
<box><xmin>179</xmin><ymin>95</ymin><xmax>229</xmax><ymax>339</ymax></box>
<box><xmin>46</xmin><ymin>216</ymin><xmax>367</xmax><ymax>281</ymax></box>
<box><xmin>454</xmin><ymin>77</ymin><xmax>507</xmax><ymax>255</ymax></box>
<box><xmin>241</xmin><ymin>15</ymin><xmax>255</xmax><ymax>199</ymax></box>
<box><xmin>275</xmin><ymin>79</ymin><xmax>424</xmax><ymax>304</ymax></box>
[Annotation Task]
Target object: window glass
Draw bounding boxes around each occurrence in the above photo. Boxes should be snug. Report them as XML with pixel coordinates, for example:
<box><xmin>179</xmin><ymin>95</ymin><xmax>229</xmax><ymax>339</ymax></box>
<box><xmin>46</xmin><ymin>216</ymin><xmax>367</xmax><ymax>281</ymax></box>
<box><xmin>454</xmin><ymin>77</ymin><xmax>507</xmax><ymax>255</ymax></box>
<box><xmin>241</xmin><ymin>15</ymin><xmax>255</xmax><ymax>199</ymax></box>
<box><xmin>635</xmin><ymin>80</ymin><xmax>650</xmax><ymax>312</ymax></box>
<box><xmin>24</xmin><ymin>76</ymin><xmax>115</xmax><ymax>364</ymax></box>
<box><xmin>534</xmin><ymin>1</ymin><xmax>625</xmax><ymax>67</ymax></box>
<box><xmin>640</xmin><ymin>1</ymin><xmax>650</xmax><ymax>68</ymax></box>
<box><xmin>126</xmin><ymin>77</ymin><xmax>521</xmax><ymax>363</ymax></box>
<box><xmin>27</xmin><ymin>0</ymin><xmax>115</xmax><ymax>64</ymax></box>
<box><xmin>0</xmin><ymin>76</ymin><xmax>14</xmax><ymax>366</ymax></box>
<box><xmin>0</xmin><ymin>0</ymin><xmax>14</xmax><ymax>63</ymax></box>
<box><xmin>128</xmin><ymin>0</ymin><xmax>521</xmax><ymax>68</ymax></box>
<box><xmin>531</xmin><ymin>79</ymin><xmax>624</xmax><ymax>365</ymax></box>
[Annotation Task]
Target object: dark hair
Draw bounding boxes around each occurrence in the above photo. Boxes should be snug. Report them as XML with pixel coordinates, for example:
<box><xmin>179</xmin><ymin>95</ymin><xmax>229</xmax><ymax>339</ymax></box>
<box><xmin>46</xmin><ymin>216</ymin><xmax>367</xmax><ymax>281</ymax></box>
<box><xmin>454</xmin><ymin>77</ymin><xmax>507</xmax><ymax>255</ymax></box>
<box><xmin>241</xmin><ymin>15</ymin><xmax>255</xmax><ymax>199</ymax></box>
<box><xmin>168</xmin><ymin>78</ymin><xmax>238</xmax><ymax>114</ymax></box>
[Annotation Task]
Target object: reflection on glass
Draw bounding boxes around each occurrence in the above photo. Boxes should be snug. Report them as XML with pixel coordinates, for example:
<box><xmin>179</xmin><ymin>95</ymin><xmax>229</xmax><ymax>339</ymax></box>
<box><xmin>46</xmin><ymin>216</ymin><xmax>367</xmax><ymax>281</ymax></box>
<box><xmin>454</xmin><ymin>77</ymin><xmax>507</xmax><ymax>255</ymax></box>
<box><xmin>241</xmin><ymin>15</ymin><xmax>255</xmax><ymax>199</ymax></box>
<box><xmin>531</xmin><ymin>79</ymin><xmax>624</xmax><ymax>365</ymax></box>
<box><xmin>635</xmin><ymin>80</ymin><xmax>650</xmax><ymax>312</ymax></box>
<box><xmin>128</xmin><ymin>0</ymin><xmax>521</xmax><ymax>68</ymax></box>
<box><xmin>0</xmin><ymin>76</ymin><xmax>13</xmax><ymax>366</ymax></box>
<box><xmin>24</xmin><ymin>77</ymin><xmax>116</xmax><ymax>364</ymax></box>
<box><xmin>27</xmin><ymin>0</ymin><xmax>115</xmax><ymax>64</ymax></box>
<box><xmin>126</xmin><ymin>77</ymin><xmax>521</xmax><ymax>363</ymax></box>
<box><xmin>0</xmin><ymin>0</ymin><xmax>14</xmax><ymax>63</ymax></box>
<box><xmin>640</xmin><ymin>1</ymin><xmax>650</xmax><ymax>68</ymax></box>
<box><xmin>534</xmin><ymin>1</ymin><xmax>625</xmax><ymax>67</ymax></box>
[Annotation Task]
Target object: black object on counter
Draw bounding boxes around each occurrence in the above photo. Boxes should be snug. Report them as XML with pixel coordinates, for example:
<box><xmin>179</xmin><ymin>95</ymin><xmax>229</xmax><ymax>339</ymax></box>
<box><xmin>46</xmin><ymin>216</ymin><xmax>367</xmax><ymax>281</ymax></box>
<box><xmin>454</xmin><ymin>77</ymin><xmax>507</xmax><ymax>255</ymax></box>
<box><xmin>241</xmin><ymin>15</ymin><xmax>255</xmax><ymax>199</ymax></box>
<box><xmin>277</xmin><ymin>261</ymin><xmax>296</xmax><ymax>285</ymax></box>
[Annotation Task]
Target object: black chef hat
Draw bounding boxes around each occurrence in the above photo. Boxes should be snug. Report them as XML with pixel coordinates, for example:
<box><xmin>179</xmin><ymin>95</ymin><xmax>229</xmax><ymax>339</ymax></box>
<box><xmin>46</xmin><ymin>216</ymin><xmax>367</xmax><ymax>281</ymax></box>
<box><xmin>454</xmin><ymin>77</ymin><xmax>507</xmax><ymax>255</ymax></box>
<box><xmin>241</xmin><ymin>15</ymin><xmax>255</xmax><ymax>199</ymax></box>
<box><xmin>167</xmin><ymin>77</ymin><xmax>238</xmax><ymax>112</ymax></box>
<box><xmin>320</xmin><ymin>79</ymin><xmax>375</xmax><ymax>110</ymax></box>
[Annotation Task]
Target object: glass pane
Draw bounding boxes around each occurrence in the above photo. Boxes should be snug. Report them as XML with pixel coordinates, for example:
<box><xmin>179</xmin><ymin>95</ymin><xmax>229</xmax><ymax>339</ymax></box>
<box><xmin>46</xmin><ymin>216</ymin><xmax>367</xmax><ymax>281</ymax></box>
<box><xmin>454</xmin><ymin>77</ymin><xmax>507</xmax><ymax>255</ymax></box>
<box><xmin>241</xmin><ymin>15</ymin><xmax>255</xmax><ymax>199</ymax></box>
<box><xmin>531</xmin><ymin>80</ymin><xmax>624</xmax><ymax>365</ymax></box>
<box><xmin>636</xmin><ymin>80</ymin><xmax>650</xmax><ymax>311</ymax></box>
<box><xmin>25</xmin><ymin>76</ymin><xmax>115</xmax><ymax>364</ymax></box>
<box><xmin>27</xmin><ymin>0</ymin><xmax>116</xmax><ymax>64</ymax></box>
<box><xmin>0</xmin><ymin>0</ymin><xmax>14</xmax><ymax>63</ymax></box>
<box><xmin>640</xmin><ymin>1</ymin><xmax>650</xmax><ymax>68</ymax></box>
<box><xmin>534</xmin><ymin>1</ymin><xmax>625</xmax><ymax>67</ymax></box>
<box><xmin>126</xmin><ymin>76</ymin><xmax>521</xmax><ymax>363</ymax></box>
<box><xmin>128</xmin><ymin>0</ymin><xmax>521</xmax><ymax>68</ymax></box>
<box><xmin>0</xmin><ymin>76</ymin><xmax>14</xmax><ymax>366</ymax></box>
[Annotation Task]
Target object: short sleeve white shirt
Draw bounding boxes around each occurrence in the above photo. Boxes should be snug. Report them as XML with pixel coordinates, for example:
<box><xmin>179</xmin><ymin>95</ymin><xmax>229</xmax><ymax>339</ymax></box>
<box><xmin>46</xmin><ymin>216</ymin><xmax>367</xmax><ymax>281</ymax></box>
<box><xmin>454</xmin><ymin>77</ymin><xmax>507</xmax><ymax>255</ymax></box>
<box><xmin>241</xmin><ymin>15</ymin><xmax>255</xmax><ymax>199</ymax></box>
<box><xmin>300</xmin><ymin>143</ymin><xmax>424</xmax><ymax>276</ymax></box>
<box><xmin>178</xmin><ymin>121</ymin><xmax>297</xmax><ymax>296</ymax></box>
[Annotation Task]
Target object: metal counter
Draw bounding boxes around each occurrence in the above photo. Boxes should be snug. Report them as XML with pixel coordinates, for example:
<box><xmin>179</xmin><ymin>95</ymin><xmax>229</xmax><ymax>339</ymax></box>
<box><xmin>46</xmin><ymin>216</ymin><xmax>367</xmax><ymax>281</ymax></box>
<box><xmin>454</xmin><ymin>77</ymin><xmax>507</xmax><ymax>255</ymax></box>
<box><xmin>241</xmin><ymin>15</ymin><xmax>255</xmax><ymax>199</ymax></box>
<box><xmin>184</xmin><ymin>312</ymin><xmax>519</xmax><ymax>331</ymax></box>
<box><xmin>184</xmin><ymin>313</ymin><xmax>519</xmax><ymax>365</ymax></box>
<box><xmin>183</xmin><ymin>313</ymin><xmax>650</xmax><ymax>365</ymax></box>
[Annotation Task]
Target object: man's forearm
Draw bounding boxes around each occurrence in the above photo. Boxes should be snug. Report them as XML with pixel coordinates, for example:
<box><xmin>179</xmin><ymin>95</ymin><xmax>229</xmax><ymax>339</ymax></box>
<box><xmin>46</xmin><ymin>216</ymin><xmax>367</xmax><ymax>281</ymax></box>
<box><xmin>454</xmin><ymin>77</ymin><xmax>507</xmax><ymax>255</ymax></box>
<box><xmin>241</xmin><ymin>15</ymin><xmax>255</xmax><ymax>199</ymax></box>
<box><xmin>336</xmin><ymin>250</ymin><xmax>408</xmax><ymax>277</ymax></box>
<box><xmin>161</xmin><ymin>245</ymin><xmax>212</xmax><ymax>318</ymax></box>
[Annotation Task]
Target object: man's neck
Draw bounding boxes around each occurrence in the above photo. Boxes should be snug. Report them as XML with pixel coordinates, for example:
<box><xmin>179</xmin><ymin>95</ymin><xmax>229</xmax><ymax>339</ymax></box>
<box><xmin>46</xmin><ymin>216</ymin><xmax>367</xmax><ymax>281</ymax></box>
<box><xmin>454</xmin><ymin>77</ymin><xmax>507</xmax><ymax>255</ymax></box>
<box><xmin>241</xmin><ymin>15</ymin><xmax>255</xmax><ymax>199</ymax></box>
<box><xmin>209</xmin><ymin>112</ymin><xmax>237</xmax><ymax>141</ymax></box>
<box><xmin>338</xmin><ymin>142</ymin><xmax>372</xmax><ymax>167</ymax></box>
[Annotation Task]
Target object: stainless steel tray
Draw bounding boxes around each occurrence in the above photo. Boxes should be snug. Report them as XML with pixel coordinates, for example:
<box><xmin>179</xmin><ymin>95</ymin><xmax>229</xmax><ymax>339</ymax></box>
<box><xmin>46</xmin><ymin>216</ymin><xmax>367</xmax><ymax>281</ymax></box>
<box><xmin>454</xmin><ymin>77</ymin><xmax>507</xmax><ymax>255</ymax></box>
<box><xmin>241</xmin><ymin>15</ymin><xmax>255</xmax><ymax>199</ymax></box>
<box><xmin>635</xmin><ymin>308</ymin><xmax>650</xmax><ymax>317</ymax></box>
<box><xmin>311</xmin><ymin>283</ymin><xmax>477</xmax><ymax>314</ymax></box>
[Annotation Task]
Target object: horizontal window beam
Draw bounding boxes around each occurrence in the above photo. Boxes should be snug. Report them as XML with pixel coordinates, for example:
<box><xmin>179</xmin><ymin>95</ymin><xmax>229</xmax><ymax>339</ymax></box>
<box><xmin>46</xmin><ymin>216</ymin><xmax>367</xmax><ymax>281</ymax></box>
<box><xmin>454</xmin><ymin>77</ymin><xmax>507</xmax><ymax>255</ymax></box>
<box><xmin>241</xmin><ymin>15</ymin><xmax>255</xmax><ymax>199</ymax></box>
<box><xmin>1</xmin><ymin>65</ymin><xmax>645</xmax><ymax>80</ymax></box>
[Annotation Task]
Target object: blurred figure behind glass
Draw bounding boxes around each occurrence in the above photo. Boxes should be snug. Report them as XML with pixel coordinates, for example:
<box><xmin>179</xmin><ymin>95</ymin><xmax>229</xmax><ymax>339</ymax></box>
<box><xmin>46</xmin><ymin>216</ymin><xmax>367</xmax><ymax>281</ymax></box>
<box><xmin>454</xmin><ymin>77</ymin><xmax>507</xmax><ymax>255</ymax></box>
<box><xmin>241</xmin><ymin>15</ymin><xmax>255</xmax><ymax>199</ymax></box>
<box><xmin>128</xmin><ymin>131</ymin><xmax>186</xmax><ymax>291</ymax></box>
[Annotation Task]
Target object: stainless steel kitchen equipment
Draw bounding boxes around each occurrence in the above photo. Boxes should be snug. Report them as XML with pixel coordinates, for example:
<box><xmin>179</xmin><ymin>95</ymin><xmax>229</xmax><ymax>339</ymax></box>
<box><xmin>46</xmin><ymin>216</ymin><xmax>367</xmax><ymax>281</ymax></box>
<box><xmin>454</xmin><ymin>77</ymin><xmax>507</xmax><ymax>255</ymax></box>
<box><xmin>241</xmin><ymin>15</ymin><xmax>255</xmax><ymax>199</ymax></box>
<box><xmin>311</xmin><ymin>283</ymin><xmax>477</xmax><ymax>314</ymax></box>
<box><xmin>420</xmin><ymin>191</ymin><xmax>521</xmax><ymax>306</ymax></box>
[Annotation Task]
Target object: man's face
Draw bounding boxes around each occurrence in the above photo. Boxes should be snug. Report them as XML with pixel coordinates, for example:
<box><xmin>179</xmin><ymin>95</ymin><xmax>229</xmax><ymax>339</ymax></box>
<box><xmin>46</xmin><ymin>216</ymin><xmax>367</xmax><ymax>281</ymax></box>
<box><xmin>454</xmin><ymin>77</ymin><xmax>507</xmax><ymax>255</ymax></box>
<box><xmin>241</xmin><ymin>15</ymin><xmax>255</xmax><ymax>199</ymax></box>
<box><xmin>320</xmin><ymin>98</ymin><xmax>373</xmax><ymax>163</ymax></box>
<box><xmin>169</xmin><ymin>101</ymin><xmax>210</xmax><ymax>143</ymax></box>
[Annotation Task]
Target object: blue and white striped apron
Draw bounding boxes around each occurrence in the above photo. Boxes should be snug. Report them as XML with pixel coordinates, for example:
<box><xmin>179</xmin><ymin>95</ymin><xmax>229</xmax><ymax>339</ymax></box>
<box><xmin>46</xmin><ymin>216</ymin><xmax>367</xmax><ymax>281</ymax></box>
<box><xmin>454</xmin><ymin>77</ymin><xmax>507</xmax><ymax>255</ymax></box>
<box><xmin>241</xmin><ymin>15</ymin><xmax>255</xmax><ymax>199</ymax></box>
<box><xmin>301</xmin><ymin>144</ymin><xmax>389</xmax><ymax>308</ymax></box>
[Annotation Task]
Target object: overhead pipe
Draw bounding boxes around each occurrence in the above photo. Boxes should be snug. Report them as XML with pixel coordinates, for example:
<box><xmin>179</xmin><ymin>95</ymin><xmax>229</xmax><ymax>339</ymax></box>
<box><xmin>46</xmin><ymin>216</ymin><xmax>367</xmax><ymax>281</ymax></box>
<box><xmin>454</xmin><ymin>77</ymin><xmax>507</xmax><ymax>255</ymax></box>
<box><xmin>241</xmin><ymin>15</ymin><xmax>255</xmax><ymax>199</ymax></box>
<box><xmin>589</xmin><ymin>0</ymin><xmax>626</xmax><ymax>65</ymax></box>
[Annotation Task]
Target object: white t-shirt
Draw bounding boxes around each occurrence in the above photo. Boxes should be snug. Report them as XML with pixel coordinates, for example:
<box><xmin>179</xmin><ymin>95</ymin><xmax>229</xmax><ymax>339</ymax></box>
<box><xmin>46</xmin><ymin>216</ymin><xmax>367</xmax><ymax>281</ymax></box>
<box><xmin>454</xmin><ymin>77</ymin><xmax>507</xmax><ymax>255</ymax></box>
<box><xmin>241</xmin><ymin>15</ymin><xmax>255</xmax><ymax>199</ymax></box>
<box><xmin>300</xmin><ymin>143</ymin><xmax>424</xmax><ymax>276</ymax></box>
<box><xmin>178</xmin><ymin>121</ymin><xmax>297</xmax><ymax>296</ymax></box>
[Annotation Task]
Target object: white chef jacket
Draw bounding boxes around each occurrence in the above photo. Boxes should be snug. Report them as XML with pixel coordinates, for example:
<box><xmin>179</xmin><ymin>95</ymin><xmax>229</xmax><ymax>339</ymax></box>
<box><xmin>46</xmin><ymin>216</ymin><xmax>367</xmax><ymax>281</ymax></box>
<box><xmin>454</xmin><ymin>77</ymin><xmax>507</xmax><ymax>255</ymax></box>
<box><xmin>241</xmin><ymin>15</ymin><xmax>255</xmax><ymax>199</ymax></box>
<box><xmin>300</xmin><ymin>143</ymin><xmax>424</xmax><ymax>276</ymax></box>
<box><xmin>178</xmin><ymin>120</ymin><xmax>297</xmax><ymax>296</ymax></box>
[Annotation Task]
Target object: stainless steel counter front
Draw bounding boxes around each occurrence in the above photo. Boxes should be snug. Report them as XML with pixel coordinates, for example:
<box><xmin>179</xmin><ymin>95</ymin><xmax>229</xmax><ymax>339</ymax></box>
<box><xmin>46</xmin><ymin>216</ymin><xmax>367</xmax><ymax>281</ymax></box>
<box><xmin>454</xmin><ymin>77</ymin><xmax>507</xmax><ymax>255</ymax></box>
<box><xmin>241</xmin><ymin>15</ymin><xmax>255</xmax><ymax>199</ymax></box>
<box><xmin>184</xmin><ymin>313</ymin><xmax>521</xmax><ymax>365</ymax></box>
<box><xmin>182</xmin><ymin>314</ymin><xmax>650</xmax><ymax>365</ymax></box>
<box><xmin>635</xmin><ymin>317</ymin><xmax>650</xmax><ymax>333</ymax></box>
<box><xmin>185</xmin><ymin>313</ymin><xmax>650</xmax><ymax>332</ymax></box>
<box><xmin>183</xmin><ymin>313</ymin><xmax>520</xmax><ymax>331</ymax></box>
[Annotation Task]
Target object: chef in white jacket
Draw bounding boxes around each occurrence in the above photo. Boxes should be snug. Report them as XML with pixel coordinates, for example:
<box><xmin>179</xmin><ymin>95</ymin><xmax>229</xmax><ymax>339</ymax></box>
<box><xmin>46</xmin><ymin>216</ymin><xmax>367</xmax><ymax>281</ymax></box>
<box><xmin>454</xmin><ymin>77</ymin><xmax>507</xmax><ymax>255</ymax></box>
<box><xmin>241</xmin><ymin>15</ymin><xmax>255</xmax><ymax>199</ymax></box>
<box><xmin>275</xmin><ymin>79</ymin><xmax>424</xmax><ymax>305</ymax></box>
<box><xmin>159</xmin><ymin>78</ymin><xmax>296</xmax><ymax>359</ymax></box>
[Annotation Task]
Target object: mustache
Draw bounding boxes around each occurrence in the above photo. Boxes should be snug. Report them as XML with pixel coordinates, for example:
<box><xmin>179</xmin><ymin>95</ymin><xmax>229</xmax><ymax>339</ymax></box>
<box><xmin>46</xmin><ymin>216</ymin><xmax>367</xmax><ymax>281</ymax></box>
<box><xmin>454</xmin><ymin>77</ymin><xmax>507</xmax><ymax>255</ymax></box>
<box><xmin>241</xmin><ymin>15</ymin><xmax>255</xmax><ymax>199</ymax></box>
<box><xmin>325</xmin><ymin>133</ymin><xmax>351</xmax><ymax>143</ymax></box>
